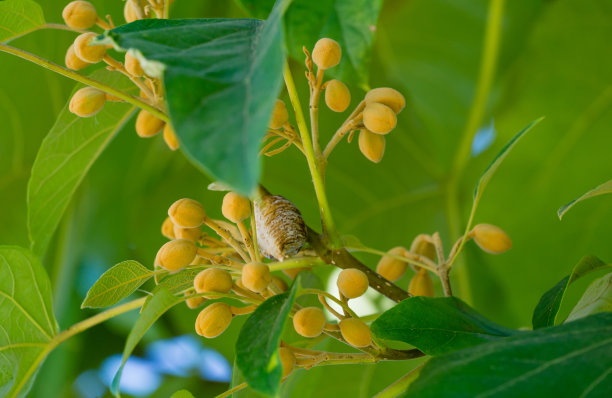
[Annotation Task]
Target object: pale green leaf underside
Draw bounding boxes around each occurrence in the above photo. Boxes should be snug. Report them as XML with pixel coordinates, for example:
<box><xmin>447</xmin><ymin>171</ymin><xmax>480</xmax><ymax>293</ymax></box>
<box><xmin>558</xmin><ymin>179</ymin><xmax>612</xmax><ymax>219</ymax></box>
<box><xmin>0</xmin><ymin>0</ymin><xmax>45</xmax><ymax>42</ymax></box>
<box><xmin>566</xmin><ymin>272</ymin><xmax>612</xmax><ymax>323</ymax></box>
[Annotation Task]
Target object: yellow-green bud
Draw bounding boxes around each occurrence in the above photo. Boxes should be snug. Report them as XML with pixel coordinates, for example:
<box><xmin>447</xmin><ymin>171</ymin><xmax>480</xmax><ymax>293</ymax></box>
<box><xmin>163</xmin><ymin>124</ymin><xmax>180</xmax><ymax>151</ymax></box>
<box><xmin>408</xmin><ymin>269</ymin><xmax>434</xmax><ymax>297</ymax></box>
<box><xmin>195</xmin><ymin>302</ymin><xmax>233</xmax><ymax>338</ymax></box>
<box><xmin>168</xmin><ymin>198</ymin><xmax>206</xmax><ymax>228</ymax></box>
<box><xmin>363</xmin><ymin>103</ymin><xmax>397</xmax><ymax>135</ymax></box>
<box><xmin>312</xmin><ymin>38</ymin><xmax>341</xmax><ymax>70</ymax></box>
<box><xmin>74</xmin><ymin>32</ymin><xmax>107</xmax><ymax>63</ymax></box>
<box><xmin>293</xmin><ymin>307</ymin><xmax>325</xmax><ymax>338</ymax></box>
<box><xmin>69</xmin><ymin>87</ymin><xmax>106</xmax><ymax>117</ymax></box>
<box><xmin>269</xmin><ymin>99</ymin><xmax>288</xmax><ymax>129</ymax></box>
<box><xmin>125</xmin><ymin>53</ymin><xmax>144</xmax><ymax>77</ymax></box>
<box><xmin>337</xmin><ymin>268</ymin><xmax>368</xmax><ymax>299</ymax></box>
<box><xmin>471</xmin><ymin>224</ymin><xmax>512</xmax><ymax>254</ymax></box>
<box><xmin>241</xmin><ymin>263</ymin><xmax>272</xmax><ymax>293</ymax></box>
<box><xmin>365</xmin><ymin>87</ymin><xmax>406</xmax><ymax>114</ymax></box>
<box><xmin>194</xmin><ymin>268</ymin><xmax>233</xmax><ymax>297</ymax></box>
<box><xmin>339</xmin><ymin>318</ymin><xmax>372</xmax><ymax>348</ymax></box>
<box><xmin>376</xmin><ymin>246</ymin><xmax>408</xmax><ymax>282</ymax></box>
<box><xmin>62</xmin><ymin>1</ymin><xmax>98</xmax><ymax>29</ymax></box>
<box><xmin>324</xmin><ymin>79</ymin><xmax>351</xmax><ymax>112</ymax></box>
<box><xmin>135</xmin><ymin>109</ymin><xmax>165</xmax><ymax>138</ymax></box>
<box><xmin>358</xmin><ymin>129</ymin><xmax>385</xmax><ymax>163</ymax></box>
<box><xmin>65</xmin><ymin>44</ymin><xmax>90</xmax><ymax>71</ymax></box>
<box><xmin>222</xmin><ymin>192</ymin><xmax>251</xmax><ymax>223</ymax></box>
<box><xmin>156</xmin><ymin>239</ymin><xmax>197</xmax><ymax>273</ymax></box>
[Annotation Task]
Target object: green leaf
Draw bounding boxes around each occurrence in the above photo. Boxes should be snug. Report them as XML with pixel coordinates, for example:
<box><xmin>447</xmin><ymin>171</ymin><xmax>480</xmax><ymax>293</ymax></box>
<box><xmin>0</xmin><ymin>246</ymin><xmax>57</xmax><ymax>398</ymax></box>
<box><xmin>27</xmin><ymin>70</ymin><xmax>136</xmax><ymax>257</ymax></box>
<box><xmin>236</xmin><ymin>275</ymin><xmax>299</xmax><ymax>396</ymax></box>
<box><xmin>170</xmin><ymin>390</ymin><xmax>195</xmax><ymax>398</ymax></box>
<box><xmin>0</xmin><ymin>0</ymin><xmax>45</xmax><ymax>42</ymax></box>
<box><xmin>371</xmin><ymin>297</ymin><xmax>518</xmax><ymax>356</ymax></box>
<box><xmin>403</xmin><ymin>312</ymin><xmax>612</xmax><ymax>397</ymax></box>
<box><xmin>81</xmin><ymin>261</ymin><xmax>153</xmax><ymax>309</ymax></box>
<box><xmin>558</xmin><ymin>179</ymin><xmax>612</xmax><ymax>219</ymax></box>
<box><xmin>111</xmin><ymin>287</ymin><xmax>181</xmax><ymax>396</ymax></box>
<box><xmin>566</xmin><ymin>271</ymin><xmax>612</xmax><ymax>323</ymax></box>
<box><xmin>100</xmin><ymin>0</ymin><xmax>291</xmax><ymax>195</ymax></box>
<box><xmin>532</xmin><ymin>255</ymin><xmax>611</xmax><ymax>329</ymax></box>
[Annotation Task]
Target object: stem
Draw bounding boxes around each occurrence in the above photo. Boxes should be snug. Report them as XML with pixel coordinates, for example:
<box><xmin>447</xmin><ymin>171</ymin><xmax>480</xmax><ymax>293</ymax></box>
<box><xmin>250</xmin><ymin>206</ymin><xmax>262</xmax><ymax>262</ymax></box>
<box><xmin>373</xmin><ymin>361</ymin><xmax>427</xmax><ymax>398</ymax></box>
<box><xmin>0</xmin><ymin>44</ymin><xmax>168</xmax><ymax>122</ymax></box>
<box><xmin>103</xmin><ymin>54</ymin><xmax>155</xmax><ymax>99</ymax></box>
<box><xmin>310</xmin><ymin>69</ymin><xmax>324</xmax><ymax>156</ymax></box>
<box><xmin>300</xmin><ymin>288</ymin><xmax>357</xmax><ymax>318</ymax></box>
<box><xmin>204</xmin><ymin>217</ymin><xmax>250</xmax><ymax>262</ymax></box>
<box><xmin>267</xmin><ymin>256</ymin><xmax>325</xmax><ymax>272</ymax></box>
<box><xmin>237</xmin><ymin>221</ymin><xmax>256</xmax><ymax>262</ymax></box>
<box><xmin>348</xmin><ymin>244</ymin><xmax>437</xmax><ymax>273</ymax></box>
<box><xmin>283</xmin><ymin>61</ymin><xmax>340</xmax><ymax>246</ymax></box>
<box><xmin>438</xmin><ymin>267</ymin><xmax>453</xmax><ymax>297</ymax></box>
<box><xmin>323</xmin><ymin>100</ymin><xmax>366</xmax><ymax>159</ymax></box>
<box><xmin>214</xmin><ymin>382</ymin><xmax>248</xmax><ymax>398</ymax></box>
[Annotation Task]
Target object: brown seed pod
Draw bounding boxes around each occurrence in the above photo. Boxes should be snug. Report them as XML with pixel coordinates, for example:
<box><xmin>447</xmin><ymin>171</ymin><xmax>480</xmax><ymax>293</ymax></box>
<box><xmin>324</xmin><ymin>79</ymin><xmax>351</xmax><ymax>112</ymax></box>
<box><xmin>278</xmin><ymin>347</ymin><xmax>295</xmax><ymax>378</ymax></box>
<box><xmin>194</xmin><ymin>268</ymin><xmax>233</xmax><ymax>297</ymax></box>
<box><xmin>161</xmin><ymin>216</ymin><xmax>175</xmax><ymax>239</ymax></box>
<box><xmin>254</xmin><ymin>194</ymin><xmax>307</xmax><ymax>261</ymax></box>
<box><xmin>222</xmin><ymin>192</ymin><xmax>251</xmax><ymax>223</ymax></box>
<box><xmin>339</xmin><ymin>318</ymin><xmax>372</xmax><ymax>348</ymax></box>
<box><xmin>312</xmin><ymin>38</ymin><xmax>341</xmax><ymax>70</ymax></box>
<box><xmin>124</xmin><ymin>0</ymin><xmax>140</xmax><ymax>23</ymax></box>
<box><xmin>293</xmin><ymin>307</ymin><xmax>326</xmax><ymax>338</ymax></box>
<box><xmin>173</xmin><ymin>225</ymin><xmax>201</xmax><ymax>242</ymax></box>
<box><xmin>74</xmin><ymin>32</ymin><xmax>107</xmax><ymax>63</ymax></box>
<box><xmin>168</xmin><ymin>198</ymin><xmax>206</xmax><ymax>228</ymax></box>
<box><xmin>269</xmin><ymin>99</ymin><xmax>289</xmax><ymax>129</ymax></box>
<box><xmin>358</xmin><ymin>129</ymin><xmax>385</xmax><ymax>163</ymax></box>
<box><xmin>163</xmin><ymin>124</ymin><xmax>180</xmax><ymax>151</ymax></box>
<box><xmin>62</xmin><ymin>1</ymin><xmax>98</xmax><ymax>29</ymax></box>
<box><xmin>125</xmin><ymin>52</ymin><xmax>144</xmax><ymax>77</ymax></box>
<box><xmin>376</xmin><ymin>246</ymin><xmax>408</xmax><ymax>282</ymax></box>
<box><xmin>363</xmin><ymin>103</ymin><xmax>397</xmax><ymax>135</ymax></box>
<box><xmin>65</xmin><ymin>44</ymin><xmax>90</xmax><ymax>71</ymax></box>
<box><xmin>337</xmin><ymin>268</ymin><xmax>368</xmax><ymax>299</ymax></box>
<box><xmin>365</xmin><ymin>87</ymin><xmax>406</xmax><ymax>114</ymax></box>
<box><xmin>184</xmin><ymin>291</ymin><xmax>205</xmax><ymax>309</ymax></box>
<box><xmin>471</xmin><ymin>224</ymin><xmax>512</xmax><ymax>254</ymax></box>
<box><xmin>195</xmin><ymin>302</ymin><xmax>233</xmax><ymax>338</ymax></box>
<box><xmin>69</xmin><ymin>87</ymin><xmax>106</xmax><ymax>117</ymax></box>
<box><xmin>408</xmin><ymin>269</ymin><xmax>434</xmax><ymax>297</ymax></box>
<box><xmin>241</xmin><ymin>262</ymin><xmax>272</xmax><ymax>293</ymax></box>
<box><xmin>156</xmin><ymin>239</ymin><xmax>197</xmax><ymax>273</ymax></box>
<box><xmin>135</xmin><ymin>109</ymin><xmax>165</xmax><ymax>138</ymax></box>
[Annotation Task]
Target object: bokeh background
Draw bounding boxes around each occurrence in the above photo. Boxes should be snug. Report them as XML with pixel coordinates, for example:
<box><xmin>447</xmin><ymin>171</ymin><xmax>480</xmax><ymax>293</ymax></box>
<box><xmin>1</xmin><ymin>0</ymin><xmax>611</xmax><ymax>397</ymax></box>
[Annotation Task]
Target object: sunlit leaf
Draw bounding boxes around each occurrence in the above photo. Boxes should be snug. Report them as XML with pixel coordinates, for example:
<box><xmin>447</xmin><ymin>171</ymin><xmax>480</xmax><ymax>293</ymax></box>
<box><xmin>0</xmin><ymin>0</ymin><xmax>45</xmax><ymax>42</ymax></box>
<box><xmin>558</xmin><ymin>179</ymin><xmax>612</xmax><ymax>219</ymax></box>
<box><xmin>566</xmin><ymin>271</ymin><xmax>612</xmax><ymax>323</ymax></box>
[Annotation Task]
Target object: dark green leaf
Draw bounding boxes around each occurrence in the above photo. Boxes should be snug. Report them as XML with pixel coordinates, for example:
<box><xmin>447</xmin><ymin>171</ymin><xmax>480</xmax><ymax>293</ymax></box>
<box><xmin>0</xmin><ymin>0</ymin><xmax>45</xmax><ymax>42</ymax></box>
<box><xmin>404</xmin><ymin>313</ymin><xmax>612</xmax><ymax>398</ymax></box>
<box><xmin>0</xmin><ymin>246</ymin><xmax>57</xmax><ymax>398</ymax></box>
<box><xmin>236</xmin><ymin>276</ymin><xmax>299</xmax><ymax>396</ymax></box>
<box><xmin>371</xmin><ymin>297</ymin><xmax>518</xmax><ymax>356</ymax></box>
<box><xmin>27</xmin><ymin>70</ymin><xmax>136</xmax><ymax>257</ymax></box>
<box><xmin>558</xmin><ymin>179</ymin><xmax>612</xmax><ymax>219</ymax></box>
<box><xmin>81</xmin><ymin>261</ymin><xmax>153</xmax><ymax>309</ymax></box>
<box><xmin>100</xmin><ymin>0</ymin><xmax>290</xmax><ymax>195</ymax></box>
<box><xmin>532</xmin><ymin>255</ymin><xmax>611</xmax><ymax>329</ymax></box>
<box><xmin>566</xmin><ymin>271</ymin><xmax>612</xmax><ymax>322</ymax></box>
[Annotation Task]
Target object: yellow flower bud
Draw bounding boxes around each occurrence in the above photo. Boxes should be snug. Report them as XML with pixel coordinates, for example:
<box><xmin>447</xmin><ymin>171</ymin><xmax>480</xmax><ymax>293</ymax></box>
<box><xmin>74</xmin><ymin>32</ymin><xmax>107</xmax><ymax>63</ymax></box>
<box><xmin>156</xmin><ymin>239</ymin><xmax>197</xmax><ymax>273</ymax></box>
<box><xmin>69</xmin><ymin>87</ymin><xmax>106</xmax><ymax>117</ymax></box>
<box><xmin>408</xmin><ymin>269</ymin><xmax>434</xmax><ymax>297</ymax></box>
<box><xmin>324</xmin><ymin>79</ymin><xmax>351</xmax><ymax>112</ymax></box>
<box><xmin>471</xmin><ymin>223</ymin><xmax>512</xmax><ymax>254</ymax></box>
<box><xmin>163</xmin><ymin>124</ymin><xmax>180</xmax><ymax>151</ymax></box>
<box><xmin>365</xmin><ymin>87</ymin><xmax>406</xmax><ymax>114</ymax></box>
<box><xmin>184</xmin><ymin>291</ymin><xmax>205</xmax><ymax>309</ymax></box>
<box><xmin>278</xmin><ymin>347</ymin><xmax>295</xmax><ymax>378</ymax></box>
<box><xmin>312</xmin><ymin>38</ymin><xmax>341</xmax><ymax>70</ymax></box>
<box><xmin>135</xmin><ymin>110</ymin><xmax>165</xmax><ymax>138</ymax></box>
<box><xmin>195</xmin><ymin>302</ymin><xmax>233</xmax><ymax>338</ymax></box>
<box><xmin>293</xmin><ymin>307</ymin><xmax>325</xmax><ymax>338</ymax></box>
<box><xmin>222</xmin><ymin>192</ymin><xmax>251</xmax><ymax>223</ymax></box>
<box><xmin>241</xmin><ymin>262</ymin><xmax>272</xmax><ymax>293</ymax></box>
<box><xmin>363</xmin><ymin>103</ymin><xmax>397</xmax><ymax>135</ymax></box>
<box><xmin>168</xmin><ymin>198</ymin><xmax>206</xmax><ymax>228</ymax></box>
<box><xmin>376</xmin><ymin>246</ymin><xmax>408</xmax><ymax>282</ymax></box>
<box><xmin>194</xmin><ymin>268</ymin><xmax>233</xmax><ymax>297</ymax></box>
<box><xmin>62</xmin><ymin>1</ymin><xmax>98</xmax><ymax>29</ymax></box>
<box><xmin>410</xmin><ymin>235</ymin><xmax>436</xmax><ymax>262</ymax></box>
<box><xmin>337</xmin><ymin>268</ymin><xmax>368</xmax><ymax>299</ymax></box>
<box><xmin>358</xmin><ymin>129</ymin><xmax>385</xmax><ymax>163</ymax></box>
<box><xmin>269</xmin><ymin>99</ymin><xmax>288</xmax><ymax>129</ymax></box>
<box><xmin>65</xmin><ymin>44</ymin><xmax>90</xmax><ymax>71</ymax></box>
<box><xmin>173</xmin><ymin>225</ymin><xmax>201</xmax><ymax>242</ymax></box>
<box><xmin>339</xmin><ymin>318</ymin><xmax>372</xmax><ymax>348</ymax></box>
<box><xmin>125</xmin><ymin>53</ymin><xmax>144</xmax><ymax>77</ymax></box>
<box><xmin>161</xmin><ymin>216</ymin><xmax>175</xmax><ymax>239</ymax></box>
<box><xmin>124</xmin><ymin>0</ymin><xmax>140</xmax><ymax>23</ymax></box>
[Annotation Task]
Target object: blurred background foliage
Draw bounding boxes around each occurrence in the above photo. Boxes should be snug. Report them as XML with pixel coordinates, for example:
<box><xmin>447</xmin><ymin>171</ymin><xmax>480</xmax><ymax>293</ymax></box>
<box><xmin>1</xmin><ymin>0</ymin><xmax>611</xmax><ymax>396</ymax></box>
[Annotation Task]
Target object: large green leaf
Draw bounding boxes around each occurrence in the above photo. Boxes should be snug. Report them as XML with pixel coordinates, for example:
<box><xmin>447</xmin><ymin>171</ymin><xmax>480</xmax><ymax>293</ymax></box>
<box><xmin>81</xmin><ymin>260</ymin><xmax>153</xmax><ymax>309</ymax></box>
<box><xmin>27</xmin><ymin>70</ymin><xmax>136</xmax><ymax>257</ymax></box>
<box><xmin>532</xmin><ymin>255</ymin><xmax>611</xmax><ymax>329</ymax></box>
<box><xmin>403</xmin><ymin>312</ymin><xmax>612</xmax><ymax>397</ymax></box>
<box><xmin>100</xmin><ymin>0</ymin><xmax>291</xmax><ymax>195</ymax></box>
<box><xmin>371</xmin><ymin>297</ymin><xmax>517</xmax><ymax>356</ymax></box>
<box><xmin>236</xmin><ymin>276</ymin><xmax>299</xmax><ymax>396</ymax></box>
<box><xmin>558</xmin><ymin>179</ymin><xmax>612</xmax><ymax>219</ymax></box>
<box><xmin>0</xmin><ymin>246</ymin><xmax>57</xmax><ymax>398</ymax></box>
<box><xmin>566</xmin><ymin>271</ymin><xmax>612</xmax><ymax>323</ymax></box>
<box><xmin>0</xmin><ymin>0</ymin><xmax>45</xmax><ymax>42</ymax></box>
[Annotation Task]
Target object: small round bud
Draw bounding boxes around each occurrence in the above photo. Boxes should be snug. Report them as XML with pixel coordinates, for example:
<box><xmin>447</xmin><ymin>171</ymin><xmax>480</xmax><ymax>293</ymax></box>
<box><xmin>173</xmin><ymin>225</ymin><xmax>201</xmax><ymax>242</ymax></box>
<box><xmin>241</xmin><ymin>263</ymin><xmax>272</xmax><ymax>293</ymax></box>
<box><xmin>161</xmin><ymin>216</ymin><xmax>175</xmax><ymax>239</ymax></box>
<box><xmin>168</xmin><ymin>198</ymin><xmax>206</xmax><ymax>228</ymax></box>
<box><xmin>156</xmin><ymin>239</ymin><xmax>197</xmax><ymax>272</ymax></box>
<box><xmin>135</xmin><ymin>110</ymin><xmax>165</xmax><ymax>138</ymax></box>
<box><xmin>408</xmin><ymin>269</ymin><xmax>434</xmax><ymax>297</ymax></box>
<box><xmin>278</xmin><ymin>347</ymin><xmax>295</xmax><ymax>377</ymax></box>
<box><xmin>125</xmin><ymin>53</ymin><xmax>144</xmax><ymax>77</ymax></box>
<box><xmin>195</xmin><ymin>302</ymin><xmax>233</xmax><ymax>338</ymax></box>
<box><xmin>358</xmin><ymin>129</ymin><xmax>385</xmax><ymax>163</ymax></box>
<box><xmin>184</xmin><ymin>291</ymin><xmax>205</xmax><ymax>309</ymax></box>
<box><xmin>365</xmin><ymin>87</ymin><xmax>406</xmax><ymax>114</ymax></box>
<box><xmin>65</xmin><ymin>44</ymin><xmax>90</xmax><ymax>71</ymax></box>
<box><xmin>376</xmin><ymin>246</ymin><xmax>408</xmax><ymax>282</ymax></box>
<box><xmin>410</xmin><ymin>235</ymin><xmax>436</xmax><ymax>262</ymax></box>
<box><xmin>363</xmin><ymin>103</ymin><xmax>397</xmax><ymax>135</ymax></box>
<box><xmin>293</xmin><ymin>307</ymin><xmax>326</xmax><ymax>338</ymax></box>
<box><xmin>222</xmin><ymin>192</ymin><xmax>251</xmax><ymax>223</ymax></box>
<box><xmin>271</xmin><ymin>275</ymin><xmax>288</xmax><ymax>293</ymax></box>
<box><xmin>74</xmin><ymin>32</ymin><xmax>107</xmax><ymax>63</ymax></box>
<box><xmin>471</xmin><ymin>224</ymin><xmax>512</xmax><ymax>254</ymax></box>
<box><xmin>124</xmin><ymin>0</ymin><xmax>139</xmax><ymax>23</ymax></box>
<box><xmin>339</xmin><ymin>318</ymin><xmax>372</xmax><ymax>348</ymax></box>
<box><xmin>69</xmin><ymin>87</ymin><xmax>106</xmax><ymax>117</ymax></box>
<box><xmin>312</xmin><ymin>38</ymin><xmax>341</xmax><ymax>70</ymax></box>
<box><xmin>337</xmin><ymin>268</ymin><xmax>368</xmax><ymax>299</ymax></box>
<box><xmin>62</xmin><ymin>1</ymin><xmax>98</xmax><ymax>29</ymax></box>
<box><xmin>324</xmin><ymin>79</ymin><xmax>350</xmax><ymax>112</ymax></box>
<box><xmin>269</xmin><ymin>99</ymin><xmax>288</xmax><ymax>129</ymax></box>
<box><xmin>194</xmin><ymin>268</ymin><xmax>233</xmax><ymax>297</ymax></box>
<box><xmin>163</xmin><ymin>124</ymin><xmax>180</xmax><ymax>151</ymax></box>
